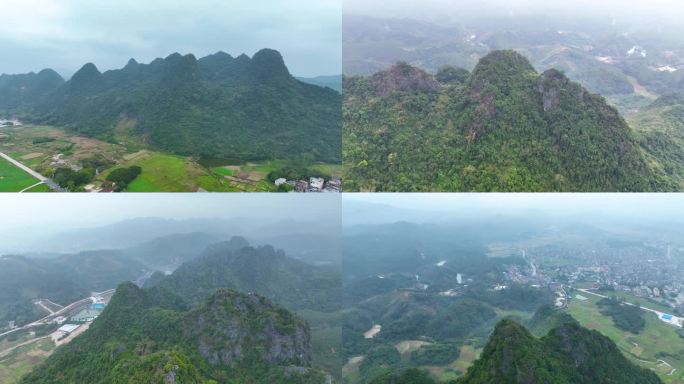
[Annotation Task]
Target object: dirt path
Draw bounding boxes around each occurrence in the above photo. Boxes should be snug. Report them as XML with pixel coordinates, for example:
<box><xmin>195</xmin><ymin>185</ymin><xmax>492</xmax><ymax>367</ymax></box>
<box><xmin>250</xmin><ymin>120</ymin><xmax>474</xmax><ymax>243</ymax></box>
<box><xmin>0</xmin><ymin>336</ymin><xmax>49</xmax><ymax>359</ymax></box>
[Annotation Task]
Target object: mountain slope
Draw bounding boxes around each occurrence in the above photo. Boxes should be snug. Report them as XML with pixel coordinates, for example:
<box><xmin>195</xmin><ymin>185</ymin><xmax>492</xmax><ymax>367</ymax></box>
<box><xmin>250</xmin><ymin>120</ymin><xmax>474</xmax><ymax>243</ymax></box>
<box><xmin>297</xmin><ymin>75</ymin><xmax>342</xmax><ymax>93</ymax></box>
<box><xmin>4</xmin><ymin>49</ymin><xmax>341</xmax><ymax>162</ymax></box>
<box><xmin>145</xmin><ymin>237</ymin><xmax>341</xmax><ymax>313</ymax></box>
<box><xmin>630</xmin><ymin>94</ymin><xmax>684</xmax><ymax>189</ymax></box>
<box><xmin>0</xmin><ymin>69</ymin><xmax>64</xmax><ymax>113</ymax></box>
<box><xmin>20</xmin><ymin>282</ymin><xmax>325</xmax><ymax>384</ymax></box>
<box><xmin>343</xmin><ymin>50</ymin><xmax>674</xmax><ymax>191</ymax></box>
<box><xmin>458</xmin><ymin>319</ymin><xmax>662</xmax><ymax>384</ymax></box>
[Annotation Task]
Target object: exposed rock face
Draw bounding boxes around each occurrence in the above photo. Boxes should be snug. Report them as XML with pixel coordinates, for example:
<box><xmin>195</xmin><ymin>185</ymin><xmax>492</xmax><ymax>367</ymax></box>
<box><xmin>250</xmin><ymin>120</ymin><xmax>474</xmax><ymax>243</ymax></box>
<box><xmin>537</xmin><ymin>69</ymin><xmax>586</xmax><ymax>112</ymax></box>
<box><xmin>370</xmin><ymin>62</ymin><xmax>440</xmax><ymax>96</ymax></box>
<box><xmin>185</xmin><ymin>289</ymin><xmax>312</xmax><ymax>368</ymax></box>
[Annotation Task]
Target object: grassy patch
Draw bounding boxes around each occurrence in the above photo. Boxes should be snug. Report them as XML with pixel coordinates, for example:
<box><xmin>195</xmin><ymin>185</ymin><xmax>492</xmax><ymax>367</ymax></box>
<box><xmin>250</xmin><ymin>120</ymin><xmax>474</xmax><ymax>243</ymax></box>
<box><xmin>97</xmin><ymin>152</ymin><xmax>236</xmax><ymax>192</ymax></box>
<box><xmin>0</xmin><ymin>338</ymin><xmax>54</xmax><ymax>384</ymax></box>
<box><xmin>212</xmin><ymin>166</ymin><xmax>235</xmax><ymax>177</ymax></box>
<box><xmin>23</xmin><ymin>183</ymin><xmax>51</xmax><ymax>192</ymax></box>
<box><xmin>0</xmin><ymin>156</ymin><xmax>39</xmax><ymax>192</ymax></box>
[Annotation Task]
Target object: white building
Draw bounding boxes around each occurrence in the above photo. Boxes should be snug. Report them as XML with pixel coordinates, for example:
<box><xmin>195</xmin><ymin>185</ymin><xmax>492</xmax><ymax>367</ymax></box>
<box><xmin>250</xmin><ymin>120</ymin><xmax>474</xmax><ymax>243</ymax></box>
<box><xmin>309</xmin><ymin>177</ymin><xmax>324</xmax><ymax>190</ymax></box>
<box><xmin>274</xmin><ymin>178</ymin><xmax>287</xmax><ymax>186</ymax></box>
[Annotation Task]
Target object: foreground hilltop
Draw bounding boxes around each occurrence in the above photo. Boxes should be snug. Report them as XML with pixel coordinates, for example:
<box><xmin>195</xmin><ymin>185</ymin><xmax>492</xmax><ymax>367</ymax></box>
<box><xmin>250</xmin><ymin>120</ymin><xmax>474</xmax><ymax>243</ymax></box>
<box><xmin>344</xmin><ymin>50</ymin><xmax>677</xmax><ymax>191</ymax></box>
<box><xmin>0</xmin><ymin>49</ymin><xmax>341</xmax><ymax>162</ymax></box>
<box><xmin>20</xmin><ymin>282</ymin><xmax>326</xmax><ymax>384</ymax></box>
<box><xmin>371</xmin><ymin>319</ymin><xmax>662</xmax><ymax>384</ymax></box>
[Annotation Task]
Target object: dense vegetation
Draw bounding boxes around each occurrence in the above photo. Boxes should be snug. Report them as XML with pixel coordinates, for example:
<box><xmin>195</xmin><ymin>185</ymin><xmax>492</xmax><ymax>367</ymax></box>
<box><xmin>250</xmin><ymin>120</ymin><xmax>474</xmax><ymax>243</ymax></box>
<box><xmin>1</xmin><ymin>49</ymin><xmax>341</xmax><ymax>163</ymax></box>
<box><xmin>21</xmin><ymin>283</ymin><xmax>326</xmax><ymax>384</ymax></box>
<box><xmin>343</xmin><ymin>50</ymin><xmax>676</xmax><ymax>191</ymax></box>
<box><xmin>106</xmin><ymin>165</ymin><xmax>142</xmax><ymax>190</ymax></box>
<box><xmin>458</xmin><ymin>319</ymin><xmax>662</xmax><ymax>384</ymax></box>
<box><xmin>631</xmin><ymin>94</ymin><xmax>684</xmax><ymax>189</ymax></box>
<box><xmin>145</xmin><ymin>238</ymin><xmax>341</xmax><ymax>313</ymax></box>
<box><xmin>340</xmin><ymin>221</ymin><xmax>557</xmax><ymax>384</ymax></box>
<box><xmin>597</xmin><ymin>297</ymin><xmax>645</xmax><ymax>334</ymax></box>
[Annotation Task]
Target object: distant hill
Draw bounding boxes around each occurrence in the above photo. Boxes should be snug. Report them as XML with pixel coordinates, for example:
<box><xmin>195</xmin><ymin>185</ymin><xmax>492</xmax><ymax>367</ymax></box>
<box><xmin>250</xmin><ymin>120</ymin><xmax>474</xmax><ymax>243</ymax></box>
<box><xmin>0</xmin><ymin>232</ymin><xmax>220</xmax><ymax>326</ymax></box>
<box><xmin>145</xmin><ymin>238</ymin><xmax>341</xmax><ymax>313</ymax></box>
<box><xmin>1</xmin><ymin>49</ymin><xmax>341</xmax><ymax>162</ymax></box>
<box><xmin>297</xmin><ymin>75</ymin><xmax>342</xmax><ymax>93</ymax></box>
<box><xmin>344</xmin><ymin>50</ymin><xmax>676</xmax><ymax>191</ymax></box>
<box><xmin>21</xmin><ymin>282</ymin><xmax>325</xmax><ymax>384</ymax></box>
<box><xmin>0</xmin><ymin>69</ymin><xmax>64</xmax><ymax>113</ymax></box>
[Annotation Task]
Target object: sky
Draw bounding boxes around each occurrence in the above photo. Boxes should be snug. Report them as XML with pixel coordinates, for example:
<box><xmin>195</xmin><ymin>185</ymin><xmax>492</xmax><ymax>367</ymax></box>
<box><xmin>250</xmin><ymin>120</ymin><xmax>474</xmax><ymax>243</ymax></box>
<box><xmin>344</xmin><ymin>0</ymin><xmax>684</xmax><ymax>28</ymax></box>
<box><xmin>343</xmin><ymin>193</ymin><xmax>684</xmax><ymax>225</ymax></box>
<box><xmin>0</xmin><ymin>193</ymin><xmax>340</xmax><ymax>252</ymax></box>
<box><xmin>0</xmin><ymin>0</ymin><xmax>341</xmax><ymax>77</ymax></box>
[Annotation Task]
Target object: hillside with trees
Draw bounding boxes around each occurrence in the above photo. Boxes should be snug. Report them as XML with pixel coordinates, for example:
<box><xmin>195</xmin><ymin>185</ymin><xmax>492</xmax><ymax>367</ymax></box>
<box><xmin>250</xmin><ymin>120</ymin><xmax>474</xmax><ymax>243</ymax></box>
<box><xmin>343</xmin><ymin>50</ymin><xmax>678</xmax><ymax>191</ymax></box>
<box><xmin>1</xmin><ymin>49</ymin><xmax>341</xmax><ymax>163</ymax></box>
<box><xmin>20</xmin><ymin>283</ymin><xmax>326</xmax><ymax>384</ymax></box>
<box><xmin>368</xmin><ymin>319</ymin><xmax>662</xmax><ymax>384</ymax></box>
<box><xmin>458</xmin><ymin>319</ymin><xmax>662</xmax><ymax>384</ymax></box>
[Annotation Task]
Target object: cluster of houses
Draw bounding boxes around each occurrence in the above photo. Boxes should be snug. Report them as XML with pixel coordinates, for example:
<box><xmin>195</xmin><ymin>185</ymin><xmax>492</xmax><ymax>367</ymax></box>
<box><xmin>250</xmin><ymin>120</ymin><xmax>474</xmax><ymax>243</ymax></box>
<box><xmin>274</xmin><ymin>176</ymin><xmax>341</xmax><ymax>192</ymax></box>
<box><xmin>0</xmin><ymin>119</ymin><xmax>21</xmax><ymax>127</ymax></box>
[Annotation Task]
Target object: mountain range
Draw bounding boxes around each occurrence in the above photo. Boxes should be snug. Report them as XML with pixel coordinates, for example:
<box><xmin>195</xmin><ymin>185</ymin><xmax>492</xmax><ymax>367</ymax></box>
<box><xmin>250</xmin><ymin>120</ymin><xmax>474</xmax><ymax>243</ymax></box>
<box><xmin>0</xmin><ymin>49</ymin><xmax>341</xmax><ymax>162</ymax></box>
<box><xmin>343</xmin><ymin>50</ymin><xmax>679</xmax><ymax>191</ymax></box>
<box><xmin>15</xmin><ymin>236</ymin><xmax>340</xmax><ymax>383</ymax></box>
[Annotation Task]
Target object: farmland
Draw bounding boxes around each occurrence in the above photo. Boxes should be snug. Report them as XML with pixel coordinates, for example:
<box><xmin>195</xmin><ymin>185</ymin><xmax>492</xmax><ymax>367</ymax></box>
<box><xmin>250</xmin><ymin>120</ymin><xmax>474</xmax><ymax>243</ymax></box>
<box><xmin>0</xmin><ymin>156</ymin><xmax>40</xmax><ymax>192</ymax></box>
<box><xmin>567</xmin><ymin>292</ymin><xmax>684</xmax><ymax>383</ymax></box>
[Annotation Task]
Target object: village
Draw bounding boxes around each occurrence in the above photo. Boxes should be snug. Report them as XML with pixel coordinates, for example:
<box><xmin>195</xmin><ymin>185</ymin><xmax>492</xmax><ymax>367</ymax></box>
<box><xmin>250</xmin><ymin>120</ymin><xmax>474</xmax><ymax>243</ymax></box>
<box><xmin>274</xmin><ymin>176</ymin><xmax>341</xmax><ymax>192</ymax></box>
<box><xmin>501</xmin><ymin>242</ymin><xmax>684</xmax><ymax>328</ymax></box>
<box><xmin>0</xmin><ymin>119</ymin><xmax>22</xmax><ymax>128</ymax></box>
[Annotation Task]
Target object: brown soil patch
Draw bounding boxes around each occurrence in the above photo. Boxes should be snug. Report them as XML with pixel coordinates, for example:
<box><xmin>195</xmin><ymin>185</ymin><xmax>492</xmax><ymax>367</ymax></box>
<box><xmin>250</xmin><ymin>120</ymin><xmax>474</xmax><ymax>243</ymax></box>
<box><xmin>20</xmin><ymin>152</ymin><xmax>43</xmax><ymax>160</ymax></box>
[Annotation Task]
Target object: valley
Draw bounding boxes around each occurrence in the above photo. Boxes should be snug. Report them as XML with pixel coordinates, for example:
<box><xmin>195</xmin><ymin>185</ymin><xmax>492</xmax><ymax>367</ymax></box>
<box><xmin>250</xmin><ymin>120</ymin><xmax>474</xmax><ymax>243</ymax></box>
<box><xmin>0</xmin><ymin>124</ymin><xmax>340</xmax><ymax>192</ymax></box>
<box><xmin>340</xmin><ymin>196</ymin><xmax>684</xmax><ymax>383</ymax></box>
<box><xmin>0</xmin><ymin>48</ymin><xmax>342</xmax><ymax>193</ymax></box>
<box><xmin>0</xmin><ymin>197</ymin><xmax>343</xmax><ymax>383</ymax></box>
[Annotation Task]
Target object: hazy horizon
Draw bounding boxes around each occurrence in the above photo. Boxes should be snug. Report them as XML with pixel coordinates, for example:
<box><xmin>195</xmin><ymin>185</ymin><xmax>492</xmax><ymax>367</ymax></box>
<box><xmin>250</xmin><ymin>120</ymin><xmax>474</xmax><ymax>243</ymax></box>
<box><xmin>0</xmin><ymin>194</ymin><xmax>340</xmax><ymax>254</ymax></box>
<box><xmin>0</xmin><ymin>0</ymin><xmax>341</xmax><ymax>78</ymax></box>
<box><xmin>343</xmin><ymin>193</ymin><xmax>684</xmax><ymax>226</ymax></box>
<box><xmin>344</xmin><ymin>0</ymin><xmax>684</xmax><ymax>26</ymax></box>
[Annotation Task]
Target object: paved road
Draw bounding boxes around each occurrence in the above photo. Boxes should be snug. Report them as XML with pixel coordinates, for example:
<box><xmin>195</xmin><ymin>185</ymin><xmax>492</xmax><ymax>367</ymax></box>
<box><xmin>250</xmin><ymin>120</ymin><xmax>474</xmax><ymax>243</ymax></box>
<box><xmin>0</xmin><ymin>151</ymin><xmax>65</xmax><ymax>192</ymax></box>
<box><xmin>577</xmin><ymin>288</ymin><xmax>682</xmax><ymax>325</ymax></box>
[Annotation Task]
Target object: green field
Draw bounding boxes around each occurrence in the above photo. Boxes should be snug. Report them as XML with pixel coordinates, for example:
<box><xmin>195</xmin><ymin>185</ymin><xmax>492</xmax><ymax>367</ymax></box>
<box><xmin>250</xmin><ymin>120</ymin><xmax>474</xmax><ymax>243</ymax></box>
<box><xmin>23</xmin><ymin>183</ymin><xmax>51</xmax><ymax>192</ymax></box>
<box><xmin>0</xmin><ymin>156</ymin><xmax>40</xmax><ymax>192</ymax></box>
<box><xmin>99</xmin><ymin>151</ymin><xmax>239</xmax><ymax>192</ymax></box>
<box><xmin>212</xmin><ymin>166</ymin><xmax>235</xmax><ymax>177</ymax></box>
<box><xmin>567</xmin><ymin>293</ymin><xmax>684</xmax><ymax>383</ymax></box>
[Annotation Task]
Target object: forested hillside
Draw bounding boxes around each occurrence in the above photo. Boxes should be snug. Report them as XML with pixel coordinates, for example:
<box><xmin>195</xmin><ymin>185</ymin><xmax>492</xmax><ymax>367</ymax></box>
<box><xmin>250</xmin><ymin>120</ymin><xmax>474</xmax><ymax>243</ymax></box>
<box><xmin>343</xmin><ymin>50</ymin><xmax>676</xmax><ymax>191</ymax></box>
<box><xmin>21</xmin><ymin>283</ymin><xmax>326</xmax><ymax>384</ymax></box>
<box><xmin>145</xmin><ymin>237</ymin><xmax>341</xmax><ymax>313</ymax></box>
<box><xmin>458</xmin><ymin>319</ymin><xmax>662</xmax><ymax>384</ymax></box>
<box><xmin>631</xmin><ymin>94</ymin><xmax>684</xmax><ymax>189</ymax></box>
<box><xmin>368</xmin><ymin>319</ymin><xmax>663</xmax><ymax>384</ymax></box>
<box><xmin>1</xmin><ymin>49</ymin><xmax>341</xmax><ymax>162</ymax></box>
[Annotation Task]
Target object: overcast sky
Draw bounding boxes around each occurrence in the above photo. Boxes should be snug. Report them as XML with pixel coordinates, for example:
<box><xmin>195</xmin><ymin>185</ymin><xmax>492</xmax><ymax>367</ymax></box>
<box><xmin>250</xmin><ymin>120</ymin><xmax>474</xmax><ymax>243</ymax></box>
<box><xmin>344</xmin><ymin>193</ymin><xmax>684</xmax><ymax>224</ymax></box>
<box><xmin>0</xmin><ymin>194</ymin><xmax>340</xmax><ymax>252</ymax></box>
<box><xmin>344</xmin><ymin>0</ymin><xmax>684</xmax><ymax>28</ymax></box>
<box><xmin>0</xmin><ymin>0</ymin><xmax>341</xmax><ymax>77</ymax></box>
